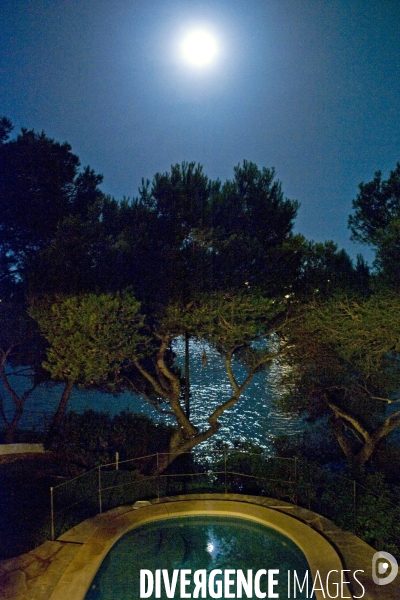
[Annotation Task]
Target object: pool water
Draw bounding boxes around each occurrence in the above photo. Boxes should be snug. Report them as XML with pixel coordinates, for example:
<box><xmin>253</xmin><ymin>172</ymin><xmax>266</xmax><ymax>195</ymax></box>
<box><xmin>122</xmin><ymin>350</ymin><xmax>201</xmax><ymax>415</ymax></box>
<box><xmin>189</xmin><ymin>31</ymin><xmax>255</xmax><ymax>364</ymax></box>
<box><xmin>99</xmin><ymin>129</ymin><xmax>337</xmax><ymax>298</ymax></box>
<box><xmin>85</xmin><ymin>515</ymin><xmax>312</xmax><ymax>599</ymax></box>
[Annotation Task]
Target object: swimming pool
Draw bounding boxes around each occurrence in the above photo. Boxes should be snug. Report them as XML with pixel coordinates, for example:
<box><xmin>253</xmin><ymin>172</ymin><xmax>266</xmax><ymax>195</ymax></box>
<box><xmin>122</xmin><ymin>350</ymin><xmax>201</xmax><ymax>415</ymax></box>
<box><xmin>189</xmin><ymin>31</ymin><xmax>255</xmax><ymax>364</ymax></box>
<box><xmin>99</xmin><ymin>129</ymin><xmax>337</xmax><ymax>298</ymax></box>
<box><xmin>49</xmin><ymin>497</ymin><xmax>351</xmax><ymax>600</ymax></box>
<box><xmin>85</xmin><ymin>515</ymin><xmax>311</xmax><ymax>599</ymax></box>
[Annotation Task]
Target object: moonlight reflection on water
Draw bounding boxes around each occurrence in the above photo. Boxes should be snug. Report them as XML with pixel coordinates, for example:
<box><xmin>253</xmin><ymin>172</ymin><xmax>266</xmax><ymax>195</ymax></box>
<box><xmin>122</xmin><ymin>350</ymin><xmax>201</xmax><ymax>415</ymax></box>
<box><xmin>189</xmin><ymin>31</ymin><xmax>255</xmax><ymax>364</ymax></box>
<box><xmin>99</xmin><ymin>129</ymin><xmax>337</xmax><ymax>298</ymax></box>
<box><xmin>3</xmin><ymin>339</ymin><xmax>304</xmax><ymax>454</ymax></box>
<box><xmin>170</xmin><ymin>338</ymin><xmax>304</xmax><ymax>453</ymax></box>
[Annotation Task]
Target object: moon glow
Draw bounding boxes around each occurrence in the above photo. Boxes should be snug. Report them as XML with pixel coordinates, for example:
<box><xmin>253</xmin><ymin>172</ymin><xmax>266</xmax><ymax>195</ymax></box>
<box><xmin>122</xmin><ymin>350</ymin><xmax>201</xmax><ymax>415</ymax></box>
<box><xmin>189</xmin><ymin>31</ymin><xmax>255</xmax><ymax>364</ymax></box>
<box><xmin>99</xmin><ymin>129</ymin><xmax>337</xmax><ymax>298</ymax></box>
<box><xmin>181</xmin><ymin>30</ymin><xmax>218</xmax><ymax>66</ymax></box>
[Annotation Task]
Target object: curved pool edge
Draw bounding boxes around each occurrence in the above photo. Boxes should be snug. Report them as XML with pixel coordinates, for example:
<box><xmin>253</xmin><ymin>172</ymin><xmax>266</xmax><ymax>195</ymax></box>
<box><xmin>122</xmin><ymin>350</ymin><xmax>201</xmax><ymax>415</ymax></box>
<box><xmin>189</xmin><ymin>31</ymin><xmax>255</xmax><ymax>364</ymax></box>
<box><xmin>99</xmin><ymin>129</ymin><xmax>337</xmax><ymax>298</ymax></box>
<box><xmin>48</xmin><ymin>495</ymin><xmax>348</xmax><ymax>600</ymax></box>
<box><xmin>2</xmin><ymin>493</ymin><xmax>396</xmax><ymax>600</ymax></box>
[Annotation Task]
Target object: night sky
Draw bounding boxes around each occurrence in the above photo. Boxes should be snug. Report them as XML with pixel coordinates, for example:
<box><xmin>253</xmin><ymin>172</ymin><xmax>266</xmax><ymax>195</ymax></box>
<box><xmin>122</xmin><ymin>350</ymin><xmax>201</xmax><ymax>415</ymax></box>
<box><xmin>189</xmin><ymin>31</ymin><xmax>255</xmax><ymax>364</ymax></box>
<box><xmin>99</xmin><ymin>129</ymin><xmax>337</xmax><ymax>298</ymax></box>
<box><xmin>2</xmin><ymin>0</ymin><xmax>400</xmax><ymax>262</ymax></box>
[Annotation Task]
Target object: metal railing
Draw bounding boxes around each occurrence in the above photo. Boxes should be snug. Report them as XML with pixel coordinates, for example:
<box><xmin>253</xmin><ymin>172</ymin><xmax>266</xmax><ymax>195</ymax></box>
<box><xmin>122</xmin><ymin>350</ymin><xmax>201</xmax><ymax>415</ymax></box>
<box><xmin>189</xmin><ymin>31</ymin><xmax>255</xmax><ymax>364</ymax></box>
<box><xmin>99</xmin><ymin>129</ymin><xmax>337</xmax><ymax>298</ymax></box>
<box><xmin>50</xmin><ymin>449</ymin><xmax>400</xmax><ymax>558</ymax></box>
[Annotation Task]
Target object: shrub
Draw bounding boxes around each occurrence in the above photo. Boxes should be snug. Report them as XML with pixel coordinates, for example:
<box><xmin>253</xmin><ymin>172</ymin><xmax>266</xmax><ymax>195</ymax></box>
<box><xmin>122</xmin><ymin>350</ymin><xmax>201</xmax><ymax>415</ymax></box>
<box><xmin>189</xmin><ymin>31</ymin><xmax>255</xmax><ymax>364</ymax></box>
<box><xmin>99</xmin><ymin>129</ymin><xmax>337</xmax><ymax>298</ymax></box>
<box><xmin>47</xmin><ymin>410</ymin><xmax>173</xmax><ymax>475</ymax></box>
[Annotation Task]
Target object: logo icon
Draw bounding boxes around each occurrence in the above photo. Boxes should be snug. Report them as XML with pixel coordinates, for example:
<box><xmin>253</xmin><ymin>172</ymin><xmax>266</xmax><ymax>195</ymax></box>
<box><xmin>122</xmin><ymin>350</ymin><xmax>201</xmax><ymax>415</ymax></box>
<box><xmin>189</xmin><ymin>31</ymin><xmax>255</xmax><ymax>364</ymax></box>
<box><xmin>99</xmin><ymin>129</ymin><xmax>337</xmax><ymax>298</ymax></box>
<box><xmin>372</xmin><ymin>551</ymin><xmax>398</xmax><ymax>585</ymax></box>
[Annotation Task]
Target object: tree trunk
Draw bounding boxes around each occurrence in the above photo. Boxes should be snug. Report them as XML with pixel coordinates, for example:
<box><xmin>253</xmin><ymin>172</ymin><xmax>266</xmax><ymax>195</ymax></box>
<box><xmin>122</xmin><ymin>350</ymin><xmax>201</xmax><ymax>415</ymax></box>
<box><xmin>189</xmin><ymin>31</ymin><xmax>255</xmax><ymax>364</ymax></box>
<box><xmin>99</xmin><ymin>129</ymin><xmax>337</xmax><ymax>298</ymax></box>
<box><xmin>46</xmin><ymin>379</ymin><xmax>74</xmax><ymax>441</ymax></box>
<box><xmin>354</xmin><ymin>439</ymin><xmax>378</xmax><ymax>465</ymax></box>
<box><xmin>0</xmin><ymin>392</ymin><xmax>21</xmax><ymax>444</ymax></box>
<box><xmin>155</xmin><ymin>422</ymin><xmax>221</xmax><ymax>474</ymax></box>
<box><xmin>5</xmin><ymin>418</ymin><xmax>20</xmax><ymax>444</ymax></box>
<box><xmin>133</xmin><ymin>335</ymin><xmax>277</xmax><ymax>476</ymax></box>
<box><xmin>0</xmin><ymin>358</ymin><xmax>37</xmax><ymax>444</ymax></box>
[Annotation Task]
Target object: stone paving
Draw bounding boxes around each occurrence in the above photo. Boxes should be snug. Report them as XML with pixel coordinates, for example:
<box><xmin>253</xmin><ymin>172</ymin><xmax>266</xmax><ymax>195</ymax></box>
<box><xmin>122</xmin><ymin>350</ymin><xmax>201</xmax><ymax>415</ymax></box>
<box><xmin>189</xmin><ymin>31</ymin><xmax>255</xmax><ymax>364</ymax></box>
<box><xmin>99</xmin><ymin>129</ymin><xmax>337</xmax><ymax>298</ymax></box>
<box><xmin>0</xmin><ymin>512</ymin><xmax>107</xmax><ymax>600</ymax></box>
<box><xmin>0</xmin><ymin>494</ymin><xmax>398</xmax><ymax>599</ymax></box>
<box><xmin>0</xmin><ymin>540</ymin><xmax>80</xmax><ymax>599</ymax></box>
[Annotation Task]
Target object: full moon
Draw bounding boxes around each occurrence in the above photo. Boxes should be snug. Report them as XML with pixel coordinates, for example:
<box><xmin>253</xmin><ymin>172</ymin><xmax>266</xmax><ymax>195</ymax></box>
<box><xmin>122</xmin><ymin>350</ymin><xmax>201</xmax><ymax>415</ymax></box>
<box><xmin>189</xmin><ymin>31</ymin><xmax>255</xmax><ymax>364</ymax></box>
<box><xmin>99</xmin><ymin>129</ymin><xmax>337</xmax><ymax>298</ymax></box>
<box><xmin>181</xmin><ymin>30</ymin><xmax>218</xmax><ymax>66</ymax></box>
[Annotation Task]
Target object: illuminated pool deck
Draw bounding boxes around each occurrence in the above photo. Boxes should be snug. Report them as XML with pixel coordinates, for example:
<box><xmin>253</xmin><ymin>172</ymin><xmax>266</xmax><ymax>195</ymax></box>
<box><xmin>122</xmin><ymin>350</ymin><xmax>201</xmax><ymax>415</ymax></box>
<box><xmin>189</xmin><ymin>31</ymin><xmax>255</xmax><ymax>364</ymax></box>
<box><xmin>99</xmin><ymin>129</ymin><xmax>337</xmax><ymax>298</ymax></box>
<box><xmin>0</xmin><ymin>494</ymin><xmax>398</xmax><ymax>599</ymax></box>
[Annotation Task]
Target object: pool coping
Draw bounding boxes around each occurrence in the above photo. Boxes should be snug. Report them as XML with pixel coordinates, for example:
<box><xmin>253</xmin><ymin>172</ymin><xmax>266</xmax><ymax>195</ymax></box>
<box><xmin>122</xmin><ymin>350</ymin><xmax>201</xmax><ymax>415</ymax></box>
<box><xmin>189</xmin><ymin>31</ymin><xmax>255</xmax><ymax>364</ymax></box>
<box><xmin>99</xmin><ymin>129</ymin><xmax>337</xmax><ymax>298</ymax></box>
<box><xmin>52</xmin><ymin>499</ymin><xmax>348</xmax><ymax>600</ymax></box>
<box><xmin>1</xmin><ymin>493</ymin><xmax>398</xmax><ymax>599</ymax></box>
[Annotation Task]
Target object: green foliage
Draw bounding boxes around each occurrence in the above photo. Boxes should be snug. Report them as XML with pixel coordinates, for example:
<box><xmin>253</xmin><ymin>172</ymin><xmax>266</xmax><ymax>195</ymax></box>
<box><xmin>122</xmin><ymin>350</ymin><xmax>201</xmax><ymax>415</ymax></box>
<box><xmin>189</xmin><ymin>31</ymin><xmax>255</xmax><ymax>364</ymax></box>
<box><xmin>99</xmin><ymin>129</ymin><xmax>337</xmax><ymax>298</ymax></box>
<box><xmin>29</xmin><ymin>217</ymin><xmax>110</xmax><ymax>295</ymax></box>
<box><xmin>283</xmin><ymin>293</ymin><xmax>400</xmax><ymax>412</ymax></box>
<box><xmin>355</xmin><ymin>473</ymin><xmax>400</xmax><ymax>556</ymax></box>
<box><xmin>215</xmin><ymin>161</ymin><xmax>299</xmax><ymax>245</ymax></box>
<box><xmin>0</xmin><ymin>123</ymin><xmax>104</xmax><ymax>286</ymax></box>
<box><xmin>0</xmin><ymin>129</ymin><xmax>78</xmax><ymax>252</ymax></box>
<box><xmin>122</xmin><ymin>288</ymin><xmax>290</xmax><ymax>464</ymax></box>
<box><xmin>273</xmin><ymin>425</ymin><xmax>342</xmax><ymax>465</ymax></box>
<box><xmin>132</xmin><ymin>160</ymin><xmax>302</xmax><ymax>303</ymax></box>
<box><xmin>225</xmin><ymin>444</ymin><xmax>266</xmax><ymax>479</ymax></box>
<box><xmin>281</xmin><ymin>460</ymin><xmax>400</xmax><ymax>555</ymax></box>
<box><xmin>160</xmin><ymin>291</ymin><xmax>281</xmax><ymax>350</ymax></box>
<box><xmin>349</xmin><ymin>163</ymin><xmax>400</xmax><ymax>247</ymax></box>
<box><xmin>280</xmin><ymin>292</ymin><xmax>400</xmax><ymax>465</ymax></box>
<box><xmin>0</xmin><ymin>122</ymin><xmax>376</xmax><ymax>466</ymax></box>
<box><xmin>348</xmin><ymin>163</ymin><xmax>400</xmax><ymax>287</ymax></box>
<box><xmin>292</xmin><ymin>239</ymin><xmax>364</xmax><ymax>298</ymax></box>
<box><xmin>211</xmin><ymin>161</ymin><xmax>300</xmax><ymax>293</ymax></box>
<box><xmin>303</xmin><ymin>294</ymin><xmax>400</xmax><ymax>378</ymax></box>
<box><xmin>373</xmin><ymin>218</ymin><xmax>400</xmax><ymax>289</ymax></box>
<box><xmin>0</xmin><ymin>116</ymin><xmax>13</xmax><ymax>143</ymax></box>
<box><xmin>145</xmin><ymin>161</ymin><xmax>218</xmax><ymax>241</ymax></box>
<box><xmin>29</xmin><ymin>293</ymin><xmax>148</xmax><ymax>387</ymax></box>
<box><xmin>136</xmin><ymin>161</ymin><xmax>220</xmax><ymax>306</ymax></box>
<box><xmin>47</xmin><ymin>410</ymin><xmax>173</xmax><ymax>475</ymax></box>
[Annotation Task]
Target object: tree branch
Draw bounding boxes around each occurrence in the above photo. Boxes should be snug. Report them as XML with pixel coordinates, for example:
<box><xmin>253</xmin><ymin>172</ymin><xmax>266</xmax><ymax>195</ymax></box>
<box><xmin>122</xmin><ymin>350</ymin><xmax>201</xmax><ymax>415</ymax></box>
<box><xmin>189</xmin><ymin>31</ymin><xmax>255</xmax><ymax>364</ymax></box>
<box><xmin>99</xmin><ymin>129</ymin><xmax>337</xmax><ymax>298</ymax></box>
<box><xmin>122</xmin><ymin>375</ymin><xmax>176</xmax><ymax>417</ymax></box>
<box><xmin>356</xmin><ymin>381</ymin><xmax>400</xmax><ymax>404</ymax></box>
<box><xmin>327</xmin><ymin>401</ymin><xmax>370</xmax><ymax>442</ymax></box>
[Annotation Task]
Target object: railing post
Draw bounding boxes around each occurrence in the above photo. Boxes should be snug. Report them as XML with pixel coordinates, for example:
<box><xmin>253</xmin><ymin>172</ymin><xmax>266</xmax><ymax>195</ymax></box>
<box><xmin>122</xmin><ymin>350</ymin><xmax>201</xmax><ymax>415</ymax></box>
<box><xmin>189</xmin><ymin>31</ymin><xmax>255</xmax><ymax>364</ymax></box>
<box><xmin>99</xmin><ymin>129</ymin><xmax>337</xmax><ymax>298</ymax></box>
<box><xmin>50</xmin><ymin>486</ymin><xmax>55</xmax><ymax>541</ymax></box>
<box><xmin>224</xmin><ymin>448</ymin><xmax>227</xmax><ymax>494</ymax></box>
<box><xmin>98</xmin><ymin>465</ymin><xmax>103</xmax><ymax>514</ymax></box>
<box><xmin>157</xmin><ymin>453</ymin><xmax>160</xmax><ymax>500</ymax></box>
<box><xmin>115</xmin><ymin>451</ymin><xmax>119</xmax><ymax>471</ymax></box>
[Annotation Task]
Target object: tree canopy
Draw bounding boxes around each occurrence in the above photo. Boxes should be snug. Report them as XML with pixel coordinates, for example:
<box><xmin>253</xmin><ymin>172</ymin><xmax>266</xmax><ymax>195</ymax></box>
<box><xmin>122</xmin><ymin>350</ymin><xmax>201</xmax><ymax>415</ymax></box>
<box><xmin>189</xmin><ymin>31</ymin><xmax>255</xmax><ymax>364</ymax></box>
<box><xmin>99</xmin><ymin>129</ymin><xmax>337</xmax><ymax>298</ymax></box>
<box><xmin>29</xmin><ymin>293</ymin><xmax>148</xmax><ymax>437</ymax></box>
<box><xmin>348</xmin><ymin>162</ymin><xmax>400</xmax><ymax>287</ymax></box>
<box><xmin>0</xmin><ymin>116</ymin><xmax>377</xmax><ymax>465</ymax></box>
<box><xmin>29</xmin><ymin>290</ymin><xmax>291</xmax><ymax>471</ymax></box>
<box><xmin>282</xmin><ymin>294</ymin><xmax>400</xmax><ymax>465</ymax></box>
<box><xmin>0</xmin><ymin>124</ymin><xmax>104</xmax><ymax>291</ymax></box>
<box><xmin>349</xmin><ymin>163</ymin><xmax>400</xmax><ymax>248</ymax></box>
